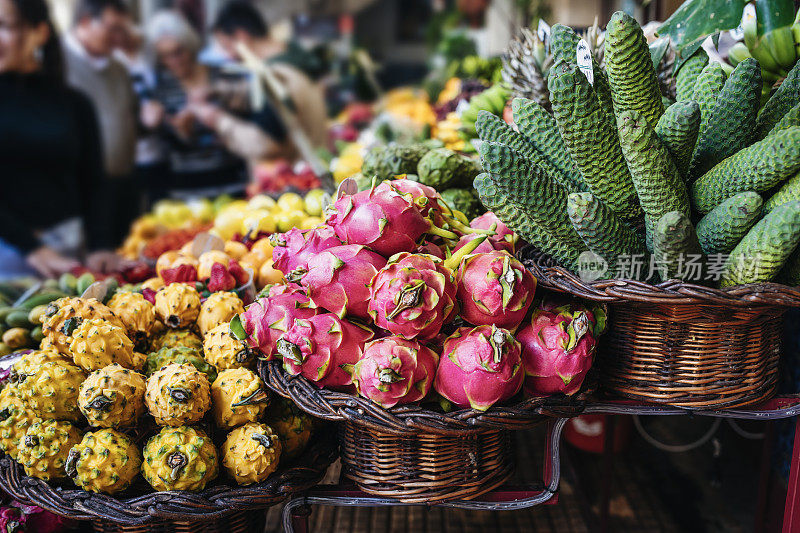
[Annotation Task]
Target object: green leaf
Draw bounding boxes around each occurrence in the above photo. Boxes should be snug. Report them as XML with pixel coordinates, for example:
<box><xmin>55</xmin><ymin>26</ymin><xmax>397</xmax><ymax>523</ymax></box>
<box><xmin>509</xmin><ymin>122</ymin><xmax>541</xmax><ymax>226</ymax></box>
<box><xmin>657</xmin><ymin>0</ymin><xmax>746</xmax><ymax>48</ymax></box>
<box><xmin>755</xmin><ymin>0</ymin><xmax>795</xmax><ymax>35</ymax></box>
<box><xmin>229</xmin><ymin>314</ymin><xmax>246</xmax><ymax>341</ymax></box>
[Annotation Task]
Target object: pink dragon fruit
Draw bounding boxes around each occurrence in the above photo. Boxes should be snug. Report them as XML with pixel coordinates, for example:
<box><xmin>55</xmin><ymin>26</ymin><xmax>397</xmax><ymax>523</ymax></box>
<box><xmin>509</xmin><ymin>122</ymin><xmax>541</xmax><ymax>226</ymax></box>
<box><xmin>367</xmin><ymin>237</ymin><xmax>486</xmax><ymax>341</ymax></box>
<box><xmin>456</xmin><ymin>251</ymin><xmax>536</xmax><ymax>330</ymax></box>
<box><xmin>241</xmin><ymin>284</ymin><xmax>318</xmax><ymax>359</ymax></box>
<box><xmin>416</xmin><ymin>240</ymin><xmax>446</xmax><ymax>259</ymax></box>
<box><xmin>517</xmin><ymin>300</ymin><xmax>606</xmax><ymax>396</ymax></box>
<box><xmin>326</xmin><ymin>185</ymin><xmax>457</xmax><ymax>258</ymax></box>
<box><xmin>351</xmin><ymin>336</ymin><xmax>439</xmax><ymax>408</ymax></box>
<box><xmin>299</xmin><ymin>245</ymin><xmax>386</xmax><ymax>319</ymax></box>
<box><xmin>271</xmin><ymin>226</ymin><xmax>342</xmax><ymax>277</ymax></box>
<box><xmin>376</xmin><ymin>179</ymin><xmax>445</xmax><ymax>222</ymax></box>
<box><xmin>277</xmin><ymin>313</ymin><xmax>374</xmax><ymax>390</ymax></box>
<box><xmin>471</xmin><ymin>212</ymin><xmax>516</xmax><ymax>253</ymax></box>
<box><xmin>433</xmin><ymin>325</ymin><xmax>524</xmax><ymax>411</ymax></box>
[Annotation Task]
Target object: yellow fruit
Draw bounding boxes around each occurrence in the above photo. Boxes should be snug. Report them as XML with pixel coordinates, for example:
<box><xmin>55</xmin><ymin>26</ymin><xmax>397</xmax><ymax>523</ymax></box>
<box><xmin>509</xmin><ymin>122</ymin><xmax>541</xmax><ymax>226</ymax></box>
<box><xmin>239</xmin><ymin>250</ymin><xmax>267</xmax><ymax>272</ymax></box>
<box><xmin>303</xmin><ymin>189</ymin><xmax>328</xmax><ymax>216</ymax></box>
<box><xmin>66</xmin><ymin>429</ymin><xmax>142</xmax><ymax>494</ymax></box>
<box><xmin>0</xmin><ymin>386</ymin><xmax>40</xmax><ymax>460</ymax></box>
<box><xmin>250</xmin><ymin>238</ymin><xmax>274</xmax><ymax>258</ymax></box>
<box><xmin>18</xmin><ymin>360</ymin><xmax>85</xmax><ymax>422</ymax></box>
<box><xmin>257</xmin><ymin>260</ymin><xmax>283</xmax><ymax>288</ymax></box>
<box><xmin>179</xmin><ymin>241</ymin><xmax>196</xmax><ymax>257</ymax></box>
<box><xmin>242</xmin><ymin>210</ymin><xmax>277</xmax><ymax>238</ymax></box>
<box><xmin>213</xmin><ymin>209</ymin><xmax>247</xmax><ymax>241</ymax></box>
<box><xmin>17</xmin><ymin>419</ymin><xmax>83</xmax><ymax>481</ymax></box>
<box><xmin>142</xmin><ymin>277</ymin><xmax>165</xmax><ymax>292</ymax></box>
<box><xmin>12</xmin><ymin>350</ymin><xmax>70</xmax><ymax>383</ymax></box>
<box><xmin>69</xmin><ymin>318</ymin><xmax>137</xmax><ymax>371</ymax></box>
<box><xmin>3</xmin><ymin>327</ymin><xmax>31</xmax><ymax>349</ymax></box>
<box><xmin>78</xmin><ymin>364</ymin><xmax>146</xmax><ymax>428</ymax></box>
<box><xmin>145</xmin><ymin>363</ymin><xmax>211</xmax><ymax>426</ymax></box>
<box><xmin>275</xmin><ymin>210</ymin><xmax>304</xmax><ymax>233</ymax></box>
<box><xmin>42</xmin><ymin>297</ymin><xmax>123</xmax><ymax>354</ymax></box>
<box><xmin>187</xmin><ymin>198</ymin><xmax>215</xmax><ymax>222</ymax></box>
<box><xmin>202</xmin><ymin>323</ymin><xmax>254</xmax><ymax>371</ymax></box>
<box><xmin>154</xmin><ymin>283</ymin><xmax>201</xmax><ymax>329</ymax></box>
<box><xmin>248</xmin><ymin>195</ymin><xmax>277</xmax><ymax>211</ymax></box>
<box><xmin>107</xmin><ymin>291</ymin><xmax>156</xmax><ymax>343</ymax></box>
<box><xmin>277</xmin><ymin>192</ymin><xmax>304</xmax><ymax>213</ymax></box>
<box><xmin>299</xmin><ymin>216</ymin><xmax>323</xmax><ymax>229</ymax></box>
<box><xmin>197</xmin><ymin>250</ymin><xmax>232</xmax><ymax>280</ymax></box>
<box><xmin>196</xmin><ymin>291</ymin><xmax>244</xmax><ymax>335</ymax></box>
<box><xmin>265</xmin><ymin>396</ymin><xmax>313</xmax><ymax>460</ymax></box>
<box><xmin>224</xmin><ymin>240</ymin><xmax>249</xmax><ymax>260</ymax></box>
<box><xmin>150</xmin><ymin>328</ymin><xmax>203</xmax><ymax>353</ymax></box>
<box><xmin>211</xmin><ymin>368</ymin><xmax>270</xmax><ymax>430</ymax></box>
<box><xmin>222</xmin><ymin>423</ymin><xmax>282</xmax><ymax>485</ymax></box>
<box><xmin>157</xmin><ymin>252</ymin><xmax>198</xmax><ymax>278</ymax></box>
<box><xmin>142</xmin><ymin>426</ymin><xmax>218</xmax><ymax>491</ymax></box>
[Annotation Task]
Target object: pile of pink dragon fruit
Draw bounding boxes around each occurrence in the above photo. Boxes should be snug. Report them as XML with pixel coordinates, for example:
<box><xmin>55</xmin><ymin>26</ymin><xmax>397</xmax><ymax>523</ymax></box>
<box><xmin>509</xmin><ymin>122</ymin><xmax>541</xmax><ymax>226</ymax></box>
<box><xmin>241</xmin><ymin>179</ymin><xmax>606</xmax><ymax>411</ymax></box>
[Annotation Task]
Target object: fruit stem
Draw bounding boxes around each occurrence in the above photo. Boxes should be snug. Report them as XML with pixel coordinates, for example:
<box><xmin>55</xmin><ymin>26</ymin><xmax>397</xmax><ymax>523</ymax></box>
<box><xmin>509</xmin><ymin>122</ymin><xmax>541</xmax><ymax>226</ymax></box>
<box><xmin>427</xmin><ymin>224</ymin><xmax>459</xmax><ymax>240</ymax></box>
<box><xmin>387</xmin><ymin>281</ymin><xmax>425</xmax><ymax>319</ymax></box>
<box><xmin>232</xmin><ymin>388</ymin><xmax>270</xmax><ymax>406</ymax></box>
<box><xmin>168</xmin><ymin>452</ymin><xmax>188</xmax><ymax>481</ymax></box>
<box><xmin>444</xmin><ymin>235</ymin><xmax>488</xmax><ymax>270</ymax></box>
<box><xmin>251</xmin><ymin>433</ymin><xmax>274</xmax><ymax>448</ymax></box>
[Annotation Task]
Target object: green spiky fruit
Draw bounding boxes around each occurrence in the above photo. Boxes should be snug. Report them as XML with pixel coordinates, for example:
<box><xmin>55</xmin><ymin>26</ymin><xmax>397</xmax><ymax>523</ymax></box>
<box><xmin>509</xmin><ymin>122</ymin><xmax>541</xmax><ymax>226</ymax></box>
<box><xmin>654</xmin><ymin>100</ymin><xmax>701</xmax><ymax>179</ymax></box>
<box><xmin>145</xmin><ymin>363</ymin><xmax>211</xmax><ymax>426</ymax></box>
<box><xmin>692</xmin><ymin>127</ymin><xmax>800</xmax><ymax>213</ymax></box>
<box><xmin>617</xmin><ymin>110</ymin><xmax>689</xmax><ymax>250</ymax></box>
<box><xmin>107</xmin><ymin>291</ymin><xmax>155</xmax><ymax>345</ymax></box>
<box><xmin>149</xmin><ymin>328</ymin><xmax>203</xmax><ymax>353</ymax></box>
<box><xmin>17</xmin><ymin>419</ymin><xmax>82</xmax><ymax>480</ymax></box>
<box><xmin>142</xmin><ymin>426</ymin><xmax>218</xmax><ymax>491</ymax></box>
<box><xmin>510</xmin><ymin>98</ymin><xmax>586</xmax><ymax>191</ymax></box>
<box><xmin>473</xmin><ymin>174</ymin><xmax>586</xmax><ymax>269</ymax></box>
<box><xmin>78</xmin><ymin>364</ymin><xmax>146</xmax><ymax>428</ymax></box>
<box><xmin>362</xmin><ymin>143</ymin><xmax>430</xmax><ymax>180</ymax></box>
<box><xmin>652</xmin><ymin>211</ymin><xmax>703</xmax><ymax>281</ymax></box>
<box><xmin>478</xmin><ymin>142</ymin><xmax>586</xmax><ymax>251</ymax></box>
<box><xmin>689</xmin><ymin>58</ymin><xmax>761</xmax><ymax>179</ymax></box>
<box><xmin>18</xmin><ymin>360</ymin><xmax>85</xmax><ymax>422</ymax></box>
<box><xmin>66</xmin><ymin>429</ymin><xmax>141</xmax><ymax>494</ymax></box>
<box><xmin>146</xmin><ymin>345</ymin><xmax>217</xmax><ymax>383</ymax></box>
<box><xmin>604</xmin><ymin>11</ymin><xmax>665</xmax><ymax>128</ymax></box>
<box><xmin>567</xmin><ymin>192</ymin><xmax>647</xmax><ymax>274</ymax></box>
<box><xmin>696</xmin><ymin>192</ymin><xmax>764</xmax><ymax>254</ymax></box>
<box><xmin>755</xmin><ymin>60</ymin><xmax>800</xmax><ymax>141</ymax></box>
<box><xmin>675</xmin><ymin>48</ymin><xmax>709</xmax><ymax>102</ymax></box>
<box><xmin>266</xmin><ymin>396</ymin><xmax>313</xmax><ymax>460</ymax></box>
<box><xmin>720</xmin><ymin>201</ymin><xmax>800</xmax><ymax>287</ymax></box>
<box><xmin>548</xmin><ymin>59</ymin><xmax>641</xmax><ymax>220</ymax></box>
<box><xmin>765</xmin><ymin>172</ymin><xmax>800</xmax><ymax>214</ymax></box>
<box><xmin>222</xmin><ymin>423</ymin><xmax>282</xmax><ymax>485</ymax></box>
<box><xmin>0</xmin><ymin>386</ymin><xmax>40</xmax><ymax>460</ymax></box>
<box><xmin>196</xmin><ymin>292</ymin><xmax>244</xmax><ymax>336</ymax></box>
<box><xmin>416</xmin><ymin>147</ymin><xmax>479</xmax><ymax>189</ymax></box>
<box><xmin>210</xmin><ymin>368</ymin><xmax>270</xmax><ymax>430</ymax></box>
<box><xmin>692</xmin><ymin>62</ymin><xmax>727</xmax><ymax>149</ymax></box>
<box><xmin>69</xmin><ymin>318</ymin><xmax>138</xmax><ymax>371</ymax></box>
<box><xmin>203</xmin><ymin>323</ymin><xmax>253</xmax><ymax>371</ymax></box>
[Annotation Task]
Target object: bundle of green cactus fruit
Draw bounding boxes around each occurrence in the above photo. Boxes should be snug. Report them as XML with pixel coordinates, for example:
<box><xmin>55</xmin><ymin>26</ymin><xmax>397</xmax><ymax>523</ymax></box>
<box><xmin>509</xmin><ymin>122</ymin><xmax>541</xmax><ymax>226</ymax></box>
<box><xmin>480</xmin><ymin>11</ymin><xmax>800</xmax><ymax>288</ymax></box>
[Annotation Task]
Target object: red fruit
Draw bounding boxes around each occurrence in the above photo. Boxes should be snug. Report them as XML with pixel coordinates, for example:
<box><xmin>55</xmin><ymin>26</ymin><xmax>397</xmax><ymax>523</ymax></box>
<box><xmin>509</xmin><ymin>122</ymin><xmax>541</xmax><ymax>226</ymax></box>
<box><xmin>207</xmin><ymin>262</ymin><xmax>237</xmax><ymax>292</ymax></box>
<box><xmin>160</xmin><ymin>264</ymin><xmax>198</xmax><ymax>285</ymax></box>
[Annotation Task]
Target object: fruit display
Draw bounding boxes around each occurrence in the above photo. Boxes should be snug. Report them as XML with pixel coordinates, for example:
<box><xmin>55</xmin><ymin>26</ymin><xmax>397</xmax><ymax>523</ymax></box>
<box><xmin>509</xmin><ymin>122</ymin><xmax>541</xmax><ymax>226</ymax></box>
<box><xmin>141</xmin><ymin>426</ymin><xmax>218</xmax><ymax>492</ymax></box>
<box><xmin>478</xmin><ymin>12</ymin><xmax>800</xmax><ymax>287</ymax></box>
<box><xmin>66</xmin><ymin>429</ymin><xmax>141</xmax><ymax>494</ymax></box>
<box><xmin>221</xmin><ymin>422</ymin><xmax>282</xmax><ymax>485</ymax></box>
<box><xmin>243</xmin><ymin>176</ymin><xmax>605</xmax><ymax>411</ymax></box>
<box><xmin>249</xmin><ymin>161</ymin><xmax>322</xmax><ymax>196</ymax></box>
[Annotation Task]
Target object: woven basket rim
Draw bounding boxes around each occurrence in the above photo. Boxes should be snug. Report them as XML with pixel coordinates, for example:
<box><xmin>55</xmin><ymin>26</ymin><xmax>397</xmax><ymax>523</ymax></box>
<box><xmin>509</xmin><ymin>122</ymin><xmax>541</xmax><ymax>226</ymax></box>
<box><xmin>0</xmin><ymin>427</ymin><xmax>338</xmax><ymax>525</ymax></box>
<box><xmin>258</xmin><ymin>360</ymin><xmax>589</xmax><ymax>436</ymax></box>
<box><xmin>519</xmin><ymin>245</ymin><xmax>800</xmax><ymax>307</ymax></box>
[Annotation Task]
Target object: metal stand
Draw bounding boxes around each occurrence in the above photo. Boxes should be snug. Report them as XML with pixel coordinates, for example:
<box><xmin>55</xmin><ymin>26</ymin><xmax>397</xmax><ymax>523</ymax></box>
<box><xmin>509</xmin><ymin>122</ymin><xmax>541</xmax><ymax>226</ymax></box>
<box><xmin>281</xmin><ymin>397</ymin><xmax>800</xmax><ymax>533</ymax></box>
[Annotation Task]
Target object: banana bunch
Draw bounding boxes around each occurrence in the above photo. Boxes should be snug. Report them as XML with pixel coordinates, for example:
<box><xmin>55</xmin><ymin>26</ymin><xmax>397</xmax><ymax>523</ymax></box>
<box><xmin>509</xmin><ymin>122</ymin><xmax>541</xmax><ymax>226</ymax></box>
<box><xmin>460</xmin><ymin>84</ymin><xmax>510</xmax><ymax>149</ymax></box>
<box><xmin>728</xmin><ymin>4</ymin><xmax>800</xmax><ymax>101</ymax></box>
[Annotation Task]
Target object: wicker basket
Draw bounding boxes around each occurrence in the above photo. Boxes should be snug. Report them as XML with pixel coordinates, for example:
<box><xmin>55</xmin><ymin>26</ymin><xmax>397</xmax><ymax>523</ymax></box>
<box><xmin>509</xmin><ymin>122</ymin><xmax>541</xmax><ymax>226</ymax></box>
<box><xmin>521</xmin><ymin>247</ymin><xmax>800</xmax><ymax>409</ymax></box>
<box><xmin>259</xmin><ymin>360</ymin><xmax>588</xmax><ymax>503</ymax></box>
<box><xmin>0</xmin><ymin>427</ymin><xmax>337</xmax><ymax>527</ymax></box>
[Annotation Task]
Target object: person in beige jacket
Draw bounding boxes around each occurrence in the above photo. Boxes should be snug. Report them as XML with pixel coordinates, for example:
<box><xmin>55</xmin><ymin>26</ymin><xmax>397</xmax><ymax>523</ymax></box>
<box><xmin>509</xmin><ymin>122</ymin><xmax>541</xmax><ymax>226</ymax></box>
<box><xmin>210</xmin><ymin>1</ymin><xmax>328</xmax><ymax>151</ymax></box>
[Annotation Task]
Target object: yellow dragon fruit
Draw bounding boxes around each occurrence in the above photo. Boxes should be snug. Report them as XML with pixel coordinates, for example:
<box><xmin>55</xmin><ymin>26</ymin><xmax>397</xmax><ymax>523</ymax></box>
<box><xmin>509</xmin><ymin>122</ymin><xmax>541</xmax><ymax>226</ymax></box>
<box><xmin>222</xmin><ymin>423</ymin><xmax>282</xmax><ymax>485</ymax></box>
<box><xmin>17</xmin><ymin>419</ymin><xmax>83</xmax><ymax>480</ymax></box>
<box><xmin>10</xmin><ymin>350</ymin><xmax>70</xmax><ymax>383</ymax></box>
<box><xmin>69</xmin><ymin>318</ymin><xmax>138</xmax><ymax>371</ymax></box>
<box><xmin>154</xmin><ymin>284</ymin><xmax>201</xmax><ymax>329</ymax></box>
<box><xmin>196</xmin><ymin>291</ymin><xmax>244</xmax><ymax>335</ymax></box>
<box><xmin>203</xmin><ymin>322</ymin><xmax>253</xmax><ymax>370</ymax></box>
<box><xmin>66</xmin><ymin>429</ymin><xmax>142</xmax><ymax>494</ymax></box>
<box><xmin>142</xmin><ymin>426</ymin><xmax>218</xmax><ymax>491</ymax></box>
<box><xmin>42</xmin><ymin>297</ymin><xmax>123</xmax><ymax>354</ymax></box>
<box><xmin>265</xmin><ymin>397</ymin><xmax>313</xmax><ymax>460</ymax></box>
<box><xmin>0</xmin><ymin>386</ymin><xmax>40</xmax><ymax>460</ymax></box>
<box><xmin>211</xmin><ymin>368</ymin><xmax>271</xmax><ymax>430</ymax></box>
<box><xmin>78</xmin><ymin>364</ymin><xmax>146</xmax><ymax>428</ymax></box>
<box><xmin>107</xmin><ymin>291</ymin><xmax>156</xmax><ymax>346</ymax></box>
<box><xmin>149</xmin><ymin>328</ymin><xmax>203</xmax><ymax>353</ymax></box>
<box><xmin>145</xmin><ymin>363</ymin><xmax>211</xmax><ymax>426</ymax></box>
<box><xmin>17</xmin><ymin>360</ymin><xmax>85</xmax><ymax>422</ymax></box>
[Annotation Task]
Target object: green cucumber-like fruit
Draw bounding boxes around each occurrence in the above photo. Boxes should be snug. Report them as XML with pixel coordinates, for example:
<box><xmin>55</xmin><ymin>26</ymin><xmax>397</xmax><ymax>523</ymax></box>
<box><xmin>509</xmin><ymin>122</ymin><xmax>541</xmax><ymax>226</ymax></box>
<box><xmin>755</xmin><ymin>60</ymin><xmax>800</xmax><ymax>140</ymax></box>
<box><xmin>654</xmin><ymin>100</ymin><xmax>701</xmax><ymax>180</ymax></box>
<box><xmin>675</xmin><ymin>48</ymin><xmax>709</xmax><ymax>102</ymax></box>
<box><xmin>720</xmin><ymin>201</ymin><xmax>800</xmax><ymax>287</ymax></box>
<box><xmin>692</xmin><ymin>62</ymin><xmax>727</xmax><ymax>153</ymax></box>
<box><xmin>6</xmin><ymin>311</ymin><xmax>33</xmax><ymax>329</ymax></box>
<box><xmin>653</xmin><ymin>211</ymin><xmax>704</xmax><ymax>282</ymax></box>
<box><xmin>696</xmin><ymin>192</ymin><xmax>763</xmax><ymax>254</ymax></box>
<box><xmin>765</xmin><ymin>102</ymin><xmax>800</xmax><ymax>138</ymax></box>
<box><xmin>764</xmin><ymin>172</ymin><xmax>800</xmax><ymax>214</ymax></box>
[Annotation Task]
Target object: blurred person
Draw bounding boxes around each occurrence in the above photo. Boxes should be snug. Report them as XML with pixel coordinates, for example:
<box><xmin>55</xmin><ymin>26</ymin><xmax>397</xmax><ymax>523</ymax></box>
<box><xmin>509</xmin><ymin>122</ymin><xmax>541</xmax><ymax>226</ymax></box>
<box><xmin>211</xmin><ymin>1</ymin><xmax>328</xmax><ymax>149</ymax></box>
<box><xmin>0</xmin><ymin>0</ymin><xmax>104</xmax><ymax>278</ymax></box>
<box><xmin>141</xmin><ymin>10</ymin><xmax>289</xmax><ymax>199</ymax></box>
<box><xmin>64</xmin><ymin>0</ymin><xmax>139</xmax><ymax>247</ymax></box>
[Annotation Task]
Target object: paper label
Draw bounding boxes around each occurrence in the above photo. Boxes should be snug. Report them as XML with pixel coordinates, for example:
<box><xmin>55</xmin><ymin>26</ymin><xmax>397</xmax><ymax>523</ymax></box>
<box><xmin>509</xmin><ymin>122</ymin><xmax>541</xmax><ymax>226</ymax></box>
<box><xmin>82</xmin><ymin>279</ymin><xmax>113</xmax><ymax>301</ymax></box>
<box><xmin>190</xmin><ymin>232</ymin><xmax>225</xmax><ymax>257</ymax></box>
<box><xmin>576</xmin><ymin>39</ymin><xmax>594</xmax><ymax>85</ymax></box>
<box><xmin>537</xmin><ymin>19</ymin><xmax>551</xmax><ymax>43</ymax></box>
<box><xmin>337</xmin><ymin>177</ymin><xmax>358</xmax><ymax>198</ymax></box>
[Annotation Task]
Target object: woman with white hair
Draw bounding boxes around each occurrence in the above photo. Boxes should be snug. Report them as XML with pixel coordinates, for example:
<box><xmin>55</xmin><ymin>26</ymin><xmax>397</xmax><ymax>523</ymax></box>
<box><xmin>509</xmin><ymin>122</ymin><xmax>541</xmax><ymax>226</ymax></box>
<box><xmin>141</xmin><ymin>10</ymin><xmax>287</xmax><ymax>199</ymax></box>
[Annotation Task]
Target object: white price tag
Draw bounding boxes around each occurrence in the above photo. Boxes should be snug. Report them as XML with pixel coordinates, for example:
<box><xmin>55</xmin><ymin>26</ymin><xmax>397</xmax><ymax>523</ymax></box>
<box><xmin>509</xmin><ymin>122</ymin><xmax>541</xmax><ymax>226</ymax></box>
<box><xmin>337</xmin><ymin>177</ymin><xmax>358</xmax><ymax>198</ymax></box>
<box><xmin>576</xmin><ymin>39</ymin><xmax>594</xmax><ymax>85</ymax></box>
<box><xmin>537</xmin><ymin>19</ymin><xmax>551</xmax><ymax>43</ymax></box>
<box><xmin>742</xmin><ymin>3</ymin><xmax>755</xmax><ymax>24</ymax></box>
